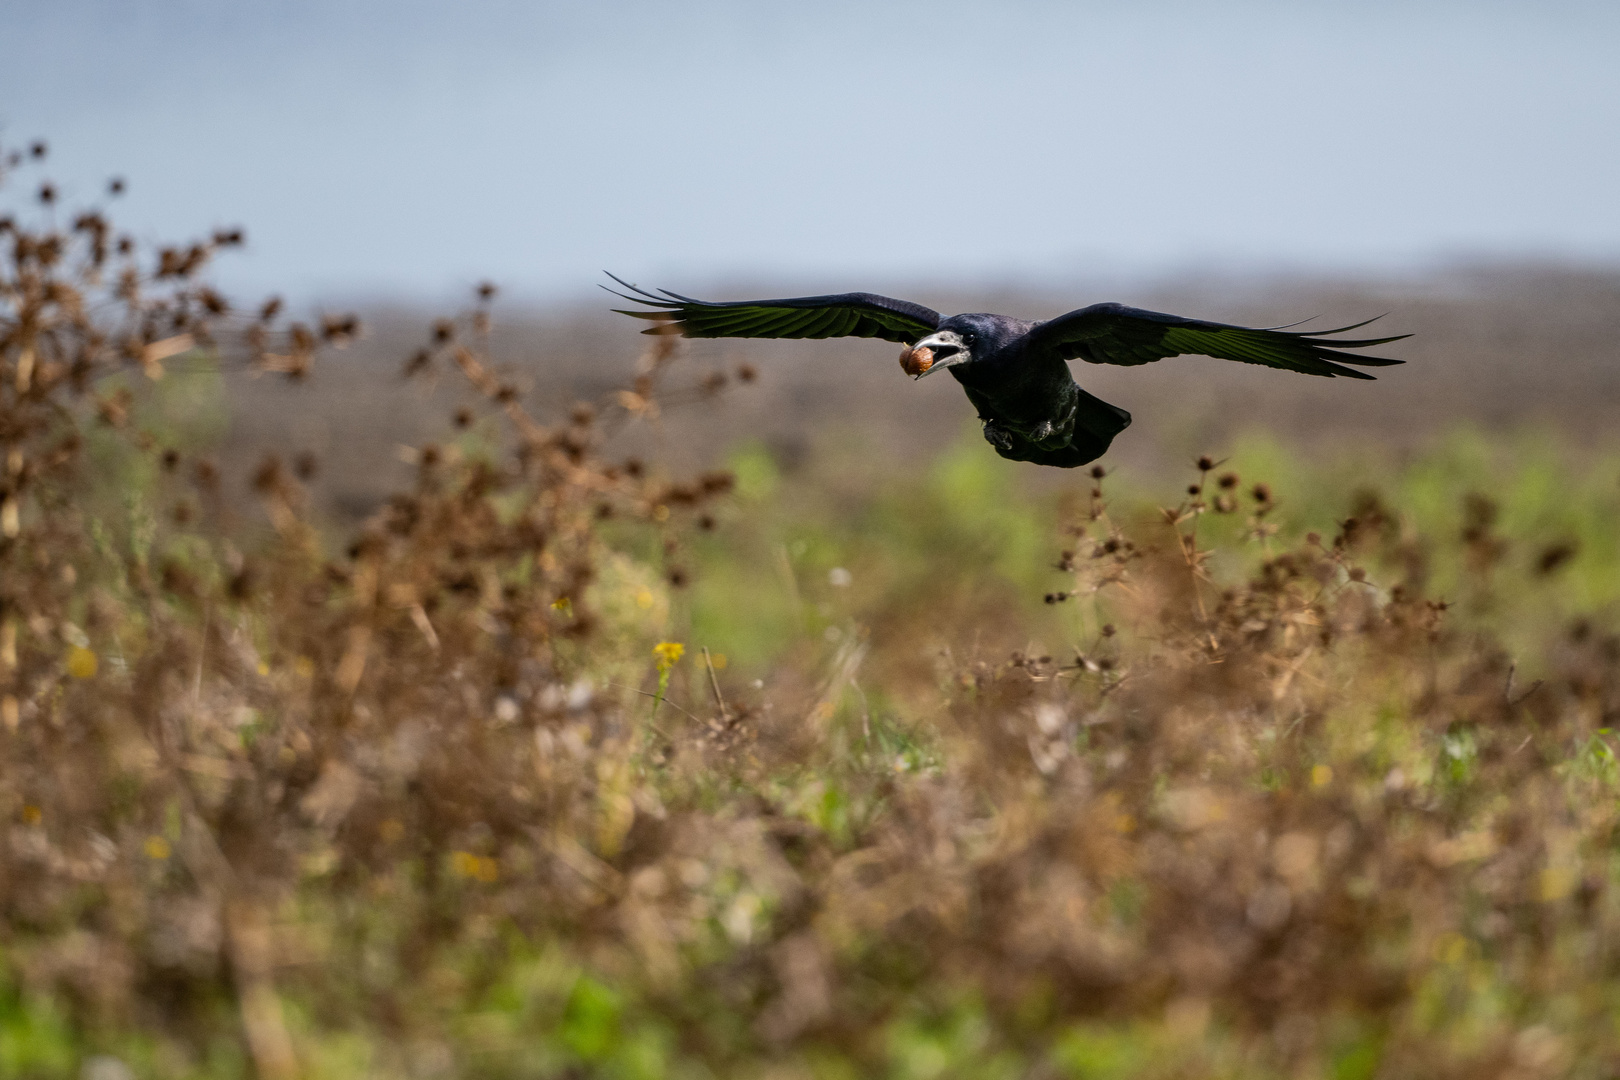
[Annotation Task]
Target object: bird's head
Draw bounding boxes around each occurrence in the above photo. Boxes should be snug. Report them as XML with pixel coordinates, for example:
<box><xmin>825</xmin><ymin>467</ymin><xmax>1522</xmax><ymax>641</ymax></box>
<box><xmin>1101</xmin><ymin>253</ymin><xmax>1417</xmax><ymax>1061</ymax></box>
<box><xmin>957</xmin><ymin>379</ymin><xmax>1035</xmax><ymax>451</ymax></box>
<box><xmin>899</xmin><ymin>314</ymin><xmax>1014</xmax><ymax>379</ymax></box>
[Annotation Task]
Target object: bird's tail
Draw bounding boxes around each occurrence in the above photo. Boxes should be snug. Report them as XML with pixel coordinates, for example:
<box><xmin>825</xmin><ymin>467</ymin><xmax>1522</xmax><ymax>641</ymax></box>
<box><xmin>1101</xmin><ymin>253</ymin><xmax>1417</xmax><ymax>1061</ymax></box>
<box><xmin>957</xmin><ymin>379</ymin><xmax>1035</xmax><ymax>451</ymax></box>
<box><xmin>1076</xmin><ymin>390</ymin><xmax>1132</xmax><ymax>443</ymax></box>
<box><xmin>1051</xmin><ymin>391</ymin><xmax>1131</xmax><ymax>468</ymax></box>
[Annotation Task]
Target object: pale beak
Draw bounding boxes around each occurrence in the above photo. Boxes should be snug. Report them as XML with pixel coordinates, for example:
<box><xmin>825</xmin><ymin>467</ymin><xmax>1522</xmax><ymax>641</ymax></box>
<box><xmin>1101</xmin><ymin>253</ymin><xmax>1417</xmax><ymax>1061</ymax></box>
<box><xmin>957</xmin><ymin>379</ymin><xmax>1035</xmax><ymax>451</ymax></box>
<box><xmin>898</xmin><ymin>332</ymin><xmax>967</xmax><ymax>379</ymax></box>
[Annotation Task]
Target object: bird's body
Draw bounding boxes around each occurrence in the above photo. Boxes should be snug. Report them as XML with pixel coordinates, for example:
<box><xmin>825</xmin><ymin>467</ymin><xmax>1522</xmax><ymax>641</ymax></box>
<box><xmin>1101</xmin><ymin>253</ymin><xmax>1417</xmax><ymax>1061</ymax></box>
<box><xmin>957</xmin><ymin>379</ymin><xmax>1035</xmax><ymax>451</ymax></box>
<box><xmin>606</xmin><ymin>276</ymin><xmax>1408</xmax><ymax>469</ymax></box>
<box><xmin>925</xmin><ymin>313</ymin><xmax>1133</xmax><ymax>468</ymax></box>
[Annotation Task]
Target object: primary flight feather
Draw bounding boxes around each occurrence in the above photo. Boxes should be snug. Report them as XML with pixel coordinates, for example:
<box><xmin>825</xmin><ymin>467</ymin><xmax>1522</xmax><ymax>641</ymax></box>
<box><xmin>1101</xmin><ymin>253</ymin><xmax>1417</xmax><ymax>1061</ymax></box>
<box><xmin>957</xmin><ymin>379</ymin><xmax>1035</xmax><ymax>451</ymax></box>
<box><xmin>606</xmin><ymin>274</ymin><xmax>1408</xmax><ymax>469</ymax></box>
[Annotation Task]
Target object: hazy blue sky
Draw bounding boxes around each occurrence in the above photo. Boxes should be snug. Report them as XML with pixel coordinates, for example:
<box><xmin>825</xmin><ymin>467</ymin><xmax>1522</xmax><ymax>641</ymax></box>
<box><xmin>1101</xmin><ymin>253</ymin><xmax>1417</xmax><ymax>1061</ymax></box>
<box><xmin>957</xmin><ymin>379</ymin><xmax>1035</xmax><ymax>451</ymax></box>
<box><xmin>4</xmin><ymin>1</ymin><xmax>1618</xmax><ymax>303</ymax></box>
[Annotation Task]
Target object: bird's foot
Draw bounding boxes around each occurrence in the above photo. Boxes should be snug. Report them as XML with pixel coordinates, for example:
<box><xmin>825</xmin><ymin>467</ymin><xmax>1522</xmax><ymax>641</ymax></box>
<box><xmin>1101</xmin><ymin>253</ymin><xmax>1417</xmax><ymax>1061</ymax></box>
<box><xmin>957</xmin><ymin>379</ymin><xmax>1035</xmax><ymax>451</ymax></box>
<box><xmin>981</xmin><ymin>422</ymin><xmax>1016</xmax><ymax>452</ymax></box>
<box><xmin>1030</xmin><ymin>419</ymin><xmax>1060</xmax><ymax>444</ymax></box>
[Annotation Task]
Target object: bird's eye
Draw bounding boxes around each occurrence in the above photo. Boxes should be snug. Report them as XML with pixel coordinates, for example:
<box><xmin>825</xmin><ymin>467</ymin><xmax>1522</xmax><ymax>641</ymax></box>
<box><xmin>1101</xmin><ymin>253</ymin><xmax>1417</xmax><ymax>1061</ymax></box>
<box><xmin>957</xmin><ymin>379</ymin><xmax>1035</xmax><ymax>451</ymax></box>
<box><xmin>962</xmin><ymin>332</ymin><xmax>977</xmax><ymax>345</ymax></box>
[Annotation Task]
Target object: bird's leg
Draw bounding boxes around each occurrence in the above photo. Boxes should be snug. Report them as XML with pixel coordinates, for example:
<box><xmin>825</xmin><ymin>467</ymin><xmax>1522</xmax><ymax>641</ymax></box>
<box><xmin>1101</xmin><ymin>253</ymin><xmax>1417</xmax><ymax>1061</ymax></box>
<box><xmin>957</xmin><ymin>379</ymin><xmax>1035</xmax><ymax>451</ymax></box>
<box><xmin>1031</xmin><ymin>387</ymin><xmax>1079</xmax><ymax>447</ymax></box>
<box><xmin>981</xmin><ymin>421</ymin><xmax>1016</xmax><ymax>452</ymax></box>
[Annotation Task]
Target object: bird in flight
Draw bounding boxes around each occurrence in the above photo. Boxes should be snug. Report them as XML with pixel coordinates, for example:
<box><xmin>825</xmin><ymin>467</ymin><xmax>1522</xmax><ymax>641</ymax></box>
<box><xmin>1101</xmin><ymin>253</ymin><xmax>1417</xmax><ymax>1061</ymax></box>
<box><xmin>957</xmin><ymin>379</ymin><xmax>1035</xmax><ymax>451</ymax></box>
<box><xmin>605</xmin><ymin>275</ymin><xmax>1408</xmax><ymax>469</ymax></box>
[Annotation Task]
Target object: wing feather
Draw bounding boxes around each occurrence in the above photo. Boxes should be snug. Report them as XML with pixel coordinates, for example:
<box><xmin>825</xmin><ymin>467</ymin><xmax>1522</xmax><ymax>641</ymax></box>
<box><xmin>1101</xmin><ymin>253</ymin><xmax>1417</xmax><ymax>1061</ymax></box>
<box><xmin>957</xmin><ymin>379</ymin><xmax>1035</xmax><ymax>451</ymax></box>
<box><xmin>1027</xmin><ymin>302</ymin><xmax>1408</xmax><ymax>380</ymax></box>
<box><xmin>604</xmin><ymin>273</ymin><xmax>941</xmax><ymax>344</ymax></box>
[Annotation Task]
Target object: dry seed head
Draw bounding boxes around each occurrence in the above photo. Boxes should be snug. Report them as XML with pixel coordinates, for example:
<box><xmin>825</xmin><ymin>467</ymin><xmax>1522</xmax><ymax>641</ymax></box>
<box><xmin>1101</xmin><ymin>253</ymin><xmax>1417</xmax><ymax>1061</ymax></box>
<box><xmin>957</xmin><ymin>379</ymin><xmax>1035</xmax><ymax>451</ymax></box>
<box><xmin>226</xmin><ymin>565</ymin><xmax>255</xmax><ymax>601</ymax></box>
<box><xmin>700</xmin><ymin>471</ymin><xmax>735</xmax><ymax>494</ymax></box>
<box><xmin>251</xmin><ymin>455</ymin><xmax>284</xmax><ymax>494</ymax></box>
<box><xmin>321</xmin><ymin>314</ymin><xmax>359</xmax><ymax>342</ymax></box>
<box><xmin>1538</xmin><ymin>542</ymin><xmax>1577</xmax><ymax>575</ymax></box>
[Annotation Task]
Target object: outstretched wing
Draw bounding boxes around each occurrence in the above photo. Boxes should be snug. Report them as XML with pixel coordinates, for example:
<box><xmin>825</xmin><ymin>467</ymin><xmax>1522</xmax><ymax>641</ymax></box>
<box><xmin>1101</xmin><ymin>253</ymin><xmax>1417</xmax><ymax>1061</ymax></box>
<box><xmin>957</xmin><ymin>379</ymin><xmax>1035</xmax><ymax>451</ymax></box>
<box><xmin>604</xmin><ymin>273</ymin><xmax>940</xmax><ymax>345</ymax></box>
<box><xmin>1025</xmin><ymin>302</ymin><xmax>1408</xmax><ymax>380</ymax></box>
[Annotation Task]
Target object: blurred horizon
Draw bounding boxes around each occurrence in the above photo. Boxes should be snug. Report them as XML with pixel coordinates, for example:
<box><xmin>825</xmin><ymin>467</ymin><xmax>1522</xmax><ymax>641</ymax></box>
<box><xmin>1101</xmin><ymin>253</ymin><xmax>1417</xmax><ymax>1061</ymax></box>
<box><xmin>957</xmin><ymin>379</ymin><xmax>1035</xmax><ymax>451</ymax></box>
<box><xmin>5</xmin><ymin>0</ymin><xmax>1620</xmax><ymax>306</ymax></box>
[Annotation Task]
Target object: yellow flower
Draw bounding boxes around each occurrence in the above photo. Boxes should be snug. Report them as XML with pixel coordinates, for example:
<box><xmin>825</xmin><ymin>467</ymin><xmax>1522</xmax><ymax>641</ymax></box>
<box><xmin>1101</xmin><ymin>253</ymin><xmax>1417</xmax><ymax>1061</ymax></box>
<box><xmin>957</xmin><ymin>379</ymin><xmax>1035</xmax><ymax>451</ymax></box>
<box><xmin>65</xmin><ymin>646</ymin><xmax>98</xmax><ymax>679</ymax></box>
<box><xmin>551</xmin><ymin>596</ymin><xmax>573</xmax><ymax>617</ymax></box>
<box><xmin>653</xmin><ymin>641</ymin><xmax>685</xmax><ymax>673</ymax></box>
<box><xmin>144</xmin><ymin>835</ymin><xmax>171</xmax><ymax>860</ymax></box>
<box><xmin>451</xmin><ymin>851</ymin><xmax>499</xmax><ymax>883</ymax></box>
<box><xmin>1540</xmin><ymin>866</ymin><xmax>1576</xmax><ymax>903</ymax></box>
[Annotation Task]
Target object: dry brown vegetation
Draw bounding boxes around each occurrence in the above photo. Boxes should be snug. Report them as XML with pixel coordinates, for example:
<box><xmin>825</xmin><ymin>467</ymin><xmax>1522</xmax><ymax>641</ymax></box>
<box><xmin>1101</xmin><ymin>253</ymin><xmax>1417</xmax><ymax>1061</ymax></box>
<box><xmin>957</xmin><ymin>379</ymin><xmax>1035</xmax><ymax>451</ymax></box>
<box><xmin>6</xmin><ymin>140</ymin><xmax>1620</xmax><ymax>1080</ymax></box>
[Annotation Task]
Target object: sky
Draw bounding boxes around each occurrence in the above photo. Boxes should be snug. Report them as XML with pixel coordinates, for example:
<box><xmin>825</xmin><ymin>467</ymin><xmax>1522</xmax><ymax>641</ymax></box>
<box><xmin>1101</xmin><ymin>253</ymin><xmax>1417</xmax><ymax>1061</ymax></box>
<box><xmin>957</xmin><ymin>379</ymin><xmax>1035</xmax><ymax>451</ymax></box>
<box><xmin>4</xmin><ymin>0</ymin><xmax>1619</xmax><ymax>304</ymax></box>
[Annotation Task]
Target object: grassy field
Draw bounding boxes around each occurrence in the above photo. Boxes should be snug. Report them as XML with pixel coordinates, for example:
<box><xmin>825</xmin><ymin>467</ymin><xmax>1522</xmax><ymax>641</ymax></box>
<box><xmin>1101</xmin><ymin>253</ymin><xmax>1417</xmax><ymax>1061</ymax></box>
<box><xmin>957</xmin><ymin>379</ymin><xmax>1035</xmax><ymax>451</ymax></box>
<box><xmin>7</xmin><ymin>146</ymin><xmax>1620</xmax><ymax>1079</ymax></box>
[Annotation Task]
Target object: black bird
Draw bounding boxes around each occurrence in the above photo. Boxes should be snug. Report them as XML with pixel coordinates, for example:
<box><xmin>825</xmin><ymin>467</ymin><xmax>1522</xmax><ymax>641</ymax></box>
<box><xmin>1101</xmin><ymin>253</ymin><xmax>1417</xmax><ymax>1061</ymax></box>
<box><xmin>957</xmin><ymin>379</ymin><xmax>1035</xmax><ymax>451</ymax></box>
<box><xmin>605</xmin><ymin>275</ymin><xmax>1408</xmax><ymax>469</ymax></box>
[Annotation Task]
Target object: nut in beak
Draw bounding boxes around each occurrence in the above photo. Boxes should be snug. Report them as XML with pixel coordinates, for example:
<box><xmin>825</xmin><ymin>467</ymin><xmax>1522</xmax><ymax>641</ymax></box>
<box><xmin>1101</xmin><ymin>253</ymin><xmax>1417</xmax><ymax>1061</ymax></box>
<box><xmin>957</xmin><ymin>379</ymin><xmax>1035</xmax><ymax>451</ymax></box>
<box><xmin>899</xmin><ymin>345</ymin><xmax>934</xmax><ymax>378</ymax></box>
